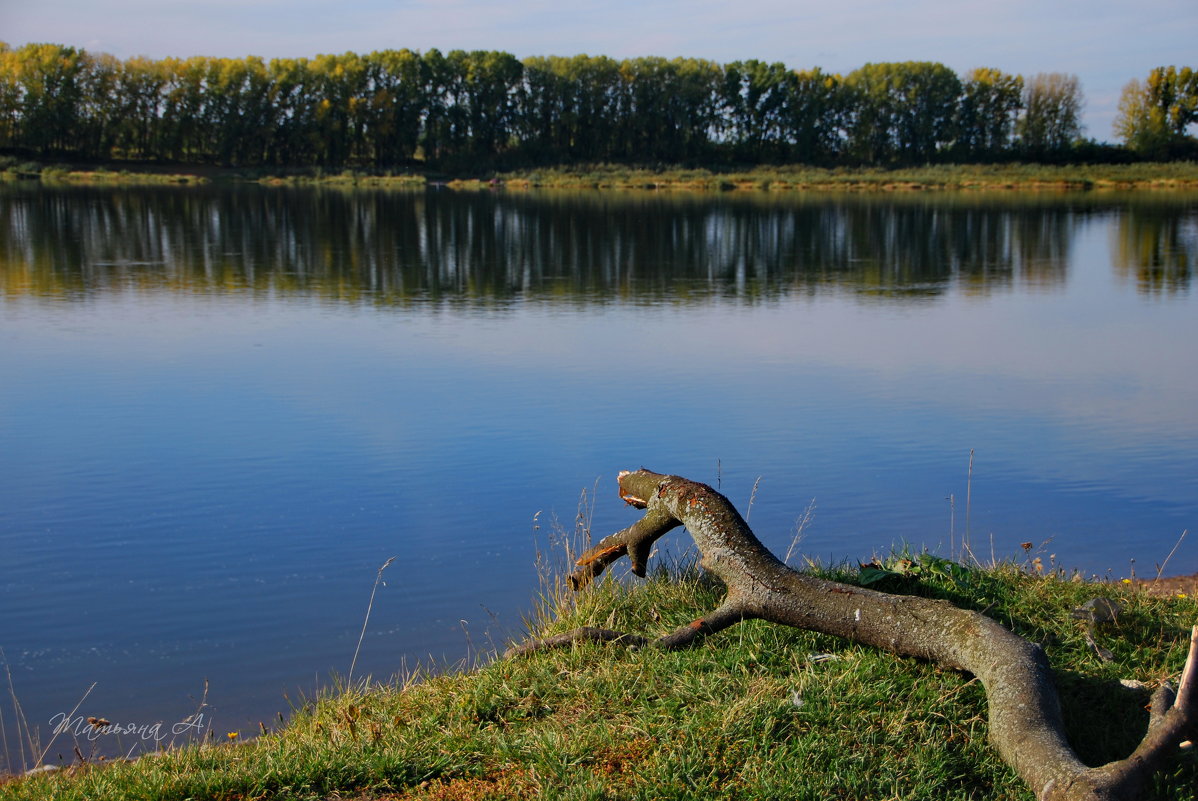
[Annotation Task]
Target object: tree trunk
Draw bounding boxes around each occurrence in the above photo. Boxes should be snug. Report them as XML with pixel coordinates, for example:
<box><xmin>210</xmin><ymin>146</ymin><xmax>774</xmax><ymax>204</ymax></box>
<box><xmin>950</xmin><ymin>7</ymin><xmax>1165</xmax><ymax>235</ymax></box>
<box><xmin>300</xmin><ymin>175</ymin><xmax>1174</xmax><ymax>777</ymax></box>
<box><xmin>507</xmin><ymin>470</ymin><xmax>1197</xmax><ymax>801</ymax></box>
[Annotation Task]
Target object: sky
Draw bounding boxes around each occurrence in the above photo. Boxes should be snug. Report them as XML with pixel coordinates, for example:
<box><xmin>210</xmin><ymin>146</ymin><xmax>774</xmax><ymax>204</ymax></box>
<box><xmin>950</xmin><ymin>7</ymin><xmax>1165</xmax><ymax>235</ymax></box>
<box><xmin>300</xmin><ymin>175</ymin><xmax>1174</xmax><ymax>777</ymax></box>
<box><xmin>2</xmin><ymin>0</ymin><xmax>1195</xmax><ymax>143</ymax></box>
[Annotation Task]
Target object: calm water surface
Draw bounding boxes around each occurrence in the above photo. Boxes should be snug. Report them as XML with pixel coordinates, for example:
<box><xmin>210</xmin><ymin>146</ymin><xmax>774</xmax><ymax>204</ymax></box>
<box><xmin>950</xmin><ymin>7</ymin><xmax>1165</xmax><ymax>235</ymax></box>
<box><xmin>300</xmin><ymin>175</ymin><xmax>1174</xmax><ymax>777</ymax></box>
<box><xmin>1</xmin><ymin>186</ymin><xmax>1196</xmax><ymax>767</ymax></box>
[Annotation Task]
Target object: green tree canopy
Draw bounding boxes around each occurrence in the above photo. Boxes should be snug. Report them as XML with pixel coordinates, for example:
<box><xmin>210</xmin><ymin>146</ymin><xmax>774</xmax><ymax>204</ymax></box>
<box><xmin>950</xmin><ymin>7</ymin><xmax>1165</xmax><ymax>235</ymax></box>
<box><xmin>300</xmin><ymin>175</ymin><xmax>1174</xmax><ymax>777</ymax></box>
<box><xmin>843</xmin><ymin>62</ymin><xmax>961</xmax><ymax>165</ymax></box>
<box><xmin>1018</xmin><ymin>72</ymin><xmax>1083</xmax><ymax>155</ymax></box>
<box><xmin>1</xmin><ymin>43</ymin><xmax>1187</xmax><ymax>169</ymax></box>
<box><xmin>957</xmin><ymin>67</ymin><xmax>1022</xmax><ymax>159</ymax></box>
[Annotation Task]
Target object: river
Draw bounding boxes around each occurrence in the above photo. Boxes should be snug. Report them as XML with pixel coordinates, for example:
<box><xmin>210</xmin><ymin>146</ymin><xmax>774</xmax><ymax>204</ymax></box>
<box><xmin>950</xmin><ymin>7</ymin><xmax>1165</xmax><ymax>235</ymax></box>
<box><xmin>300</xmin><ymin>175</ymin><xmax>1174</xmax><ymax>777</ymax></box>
<box><xmin>1</xmin><ymin>185</ymin><xmax>1195</xmax><ymax>768</ymax></box>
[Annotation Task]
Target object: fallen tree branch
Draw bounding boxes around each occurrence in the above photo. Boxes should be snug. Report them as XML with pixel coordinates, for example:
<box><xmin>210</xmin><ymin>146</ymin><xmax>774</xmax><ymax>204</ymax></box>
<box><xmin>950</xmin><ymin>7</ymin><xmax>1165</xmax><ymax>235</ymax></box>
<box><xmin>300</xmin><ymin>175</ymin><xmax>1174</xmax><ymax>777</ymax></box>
<box><xmin>507</xmin><ymin>469</ymin><xmax>1198</xmax><ymax>801</ymax></box>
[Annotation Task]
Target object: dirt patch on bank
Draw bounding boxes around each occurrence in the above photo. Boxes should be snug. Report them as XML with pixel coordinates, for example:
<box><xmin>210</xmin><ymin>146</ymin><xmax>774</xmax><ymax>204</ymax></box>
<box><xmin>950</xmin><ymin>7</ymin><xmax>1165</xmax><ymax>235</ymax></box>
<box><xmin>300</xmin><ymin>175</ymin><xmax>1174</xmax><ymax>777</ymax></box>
<box><xmin>1134</xmin><ymin>573</ymin><xmax>1198</xmax><ymax>597</ymax></box>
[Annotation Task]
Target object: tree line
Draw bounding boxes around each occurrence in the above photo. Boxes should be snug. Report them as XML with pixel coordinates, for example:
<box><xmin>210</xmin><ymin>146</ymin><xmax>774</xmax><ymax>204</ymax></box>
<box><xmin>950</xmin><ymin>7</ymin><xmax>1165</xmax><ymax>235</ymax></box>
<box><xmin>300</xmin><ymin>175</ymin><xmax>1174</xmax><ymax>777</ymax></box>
<box><xmin>0</xmin><ymin>42</ymin><xmax>1194</xmax><ymax>170</ymax></box>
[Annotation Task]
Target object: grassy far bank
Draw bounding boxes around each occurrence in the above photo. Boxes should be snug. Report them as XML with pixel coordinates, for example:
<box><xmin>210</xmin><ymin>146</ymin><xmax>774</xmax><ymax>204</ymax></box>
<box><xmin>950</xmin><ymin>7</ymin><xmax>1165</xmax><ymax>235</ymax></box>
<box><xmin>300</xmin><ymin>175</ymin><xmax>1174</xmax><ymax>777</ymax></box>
<box><xmin>4</xmin><ymin>156</ymin><xmax>1198</xmax><ymax>192</ymax></box>
<box><xmin>471</xmin><ymin>161</ymin><xmax>1198</xmax><ymax>192</ymax></box>
<box><xmin>2</xmin><ymin>556</ymin><xmax>1195</xmax><ymax>801</ymax></box>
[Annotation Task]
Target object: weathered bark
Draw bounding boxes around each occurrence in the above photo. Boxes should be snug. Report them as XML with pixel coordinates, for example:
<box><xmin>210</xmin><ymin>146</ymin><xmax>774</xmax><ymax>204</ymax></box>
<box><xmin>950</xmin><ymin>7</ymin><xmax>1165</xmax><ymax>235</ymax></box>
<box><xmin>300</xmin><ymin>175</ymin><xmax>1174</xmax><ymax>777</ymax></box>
<box><xmin>507</xmin><ymin>470</ymin><xmax>1198</xmax><ymax>801</ymax></box>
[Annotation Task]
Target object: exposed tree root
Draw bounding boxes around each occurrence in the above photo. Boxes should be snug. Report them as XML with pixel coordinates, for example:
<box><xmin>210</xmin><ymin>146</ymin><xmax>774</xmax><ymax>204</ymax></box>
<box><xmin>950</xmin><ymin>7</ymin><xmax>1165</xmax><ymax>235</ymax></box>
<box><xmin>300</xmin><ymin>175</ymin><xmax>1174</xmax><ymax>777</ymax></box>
<box><xmin>506</xmin><ymin>469</ymin><xmax>1198</xmax><ymax>801</ymax></box>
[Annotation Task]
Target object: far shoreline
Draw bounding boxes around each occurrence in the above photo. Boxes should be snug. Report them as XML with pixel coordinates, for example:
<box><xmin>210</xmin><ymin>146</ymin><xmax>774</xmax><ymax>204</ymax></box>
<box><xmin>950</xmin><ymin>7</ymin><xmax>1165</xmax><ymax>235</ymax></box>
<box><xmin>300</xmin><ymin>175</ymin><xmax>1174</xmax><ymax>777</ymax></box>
<box><xmin>4</xmin><ymin>157</ymin><xmax>1198</xmax><ymax>192</ymax></box>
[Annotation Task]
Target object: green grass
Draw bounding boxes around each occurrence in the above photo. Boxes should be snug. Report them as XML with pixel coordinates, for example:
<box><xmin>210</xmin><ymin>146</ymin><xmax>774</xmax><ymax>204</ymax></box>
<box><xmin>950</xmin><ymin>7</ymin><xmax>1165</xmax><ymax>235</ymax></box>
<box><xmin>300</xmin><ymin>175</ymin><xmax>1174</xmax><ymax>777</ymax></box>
<box><xmin>2</xmin><ymin>555</ymin><xmax>1195</xmax><ymax>800</ymax></box>
<box><xmin>0</xmin><ymin>158</ymin><xmax>210</xmax><ymax>185</ymax></box>
<box><xmin>256</xmin><ymin>170</ymin><xmax>427</xmax><ymax>188</ymax></box>
<box><xmin>5</xmin><ymin>156</ymin><xmax>1198</xmax><ymax>192</ymax></box>
<box><xmin>493</xmin><ymin>162</ymin><xmax>1198</xmax><ymax>192</ymax></box>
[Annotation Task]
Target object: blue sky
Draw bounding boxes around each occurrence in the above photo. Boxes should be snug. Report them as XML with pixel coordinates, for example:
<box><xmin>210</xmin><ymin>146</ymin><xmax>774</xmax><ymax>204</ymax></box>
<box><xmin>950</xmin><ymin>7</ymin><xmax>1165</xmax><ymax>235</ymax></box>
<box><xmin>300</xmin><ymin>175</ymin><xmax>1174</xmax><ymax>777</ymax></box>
<box><xmin>3</xmin><ymin>0</ymin><xmax>1195</xmax><ymax>142</ymax></box>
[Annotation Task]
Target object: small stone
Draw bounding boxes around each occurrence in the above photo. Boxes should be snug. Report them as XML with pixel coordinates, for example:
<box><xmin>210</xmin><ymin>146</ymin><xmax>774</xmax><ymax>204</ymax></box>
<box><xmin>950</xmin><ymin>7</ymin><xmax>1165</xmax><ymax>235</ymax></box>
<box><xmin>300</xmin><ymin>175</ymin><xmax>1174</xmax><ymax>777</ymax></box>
<box><xmin>1071</xmin><ymin>597</ymin><xmax>1121</xmax><ymax>624</ymax></box>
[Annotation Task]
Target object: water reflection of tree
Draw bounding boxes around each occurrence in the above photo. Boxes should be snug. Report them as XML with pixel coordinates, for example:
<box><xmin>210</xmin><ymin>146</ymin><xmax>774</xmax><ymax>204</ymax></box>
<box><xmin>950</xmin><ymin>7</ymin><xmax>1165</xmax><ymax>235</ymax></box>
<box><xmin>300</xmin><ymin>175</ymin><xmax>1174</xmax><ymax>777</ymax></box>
<box><xmin>1</xmin><ymin>187</ymin><xmax>1170</xmax><ymax>306</ymax></box>
<box><xmin>1112</xmin><ymin>206</ymin><xmax>1196</xmax><ymax>294</ymax></box>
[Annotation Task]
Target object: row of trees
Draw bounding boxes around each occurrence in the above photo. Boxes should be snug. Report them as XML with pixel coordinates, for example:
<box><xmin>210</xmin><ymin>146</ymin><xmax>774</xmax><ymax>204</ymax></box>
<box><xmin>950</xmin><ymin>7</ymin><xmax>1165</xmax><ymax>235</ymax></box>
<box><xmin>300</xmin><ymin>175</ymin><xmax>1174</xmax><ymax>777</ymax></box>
<box><xmin>0</xmin><ymin>42</ymin><xmax>1189</xmax><ymax>169</ymax></box>
<box><xmin>1116</xmin><ymin>66</ymin><xmax>1198</xmax><ymax>159</ymax></box>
